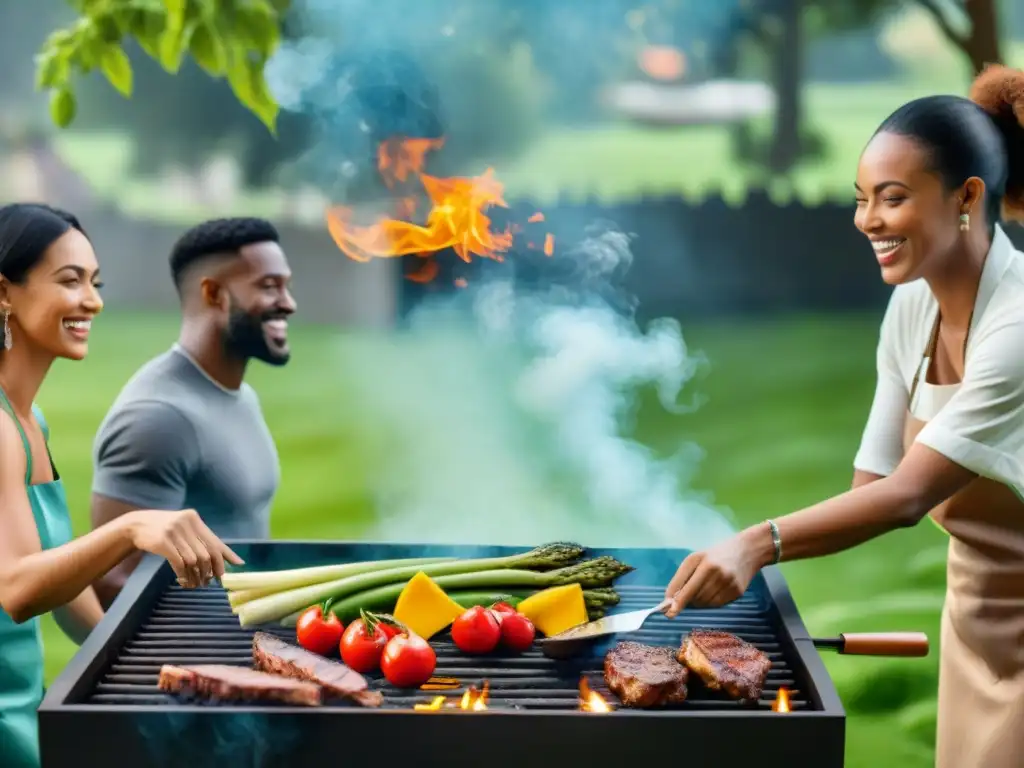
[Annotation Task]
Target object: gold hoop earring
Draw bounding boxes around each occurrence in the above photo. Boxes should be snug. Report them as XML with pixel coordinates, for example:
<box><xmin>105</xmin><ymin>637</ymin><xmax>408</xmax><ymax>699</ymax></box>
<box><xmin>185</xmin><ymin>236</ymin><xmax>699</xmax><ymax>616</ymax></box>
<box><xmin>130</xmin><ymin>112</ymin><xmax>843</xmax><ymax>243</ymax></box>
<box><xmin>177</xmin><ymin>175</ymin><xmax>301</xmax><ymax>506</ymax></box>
<box><xmin>960</xmin><ymin>211</ymin><xmax>971</xmax><ymax>232</ymax></box>
<box><xmin>2</xmin><ymin>310</ymin><xmax>11</xmax><ymax>351</ymax></box>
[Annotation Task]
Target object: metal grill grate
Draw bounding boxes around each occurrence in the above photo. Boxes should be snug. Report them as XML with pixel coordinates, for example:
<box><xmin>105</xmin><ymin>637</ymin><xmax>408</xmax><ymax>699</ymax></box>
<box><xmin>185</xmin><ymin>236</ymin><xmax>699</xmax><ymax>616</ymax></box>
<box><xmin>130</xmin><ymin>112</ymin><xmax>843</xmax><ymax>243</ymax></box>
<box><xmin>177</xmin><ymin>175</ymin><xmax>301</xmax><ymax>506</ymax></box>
<box><xmin>41</xmin><ymin>544</ymin><xmax>847</xmax><ymax>768</ymax></box>
<box><xmin>86</xmin><ymin>582</ymin><xmax>809</xmax><ymax>711</ymax></box>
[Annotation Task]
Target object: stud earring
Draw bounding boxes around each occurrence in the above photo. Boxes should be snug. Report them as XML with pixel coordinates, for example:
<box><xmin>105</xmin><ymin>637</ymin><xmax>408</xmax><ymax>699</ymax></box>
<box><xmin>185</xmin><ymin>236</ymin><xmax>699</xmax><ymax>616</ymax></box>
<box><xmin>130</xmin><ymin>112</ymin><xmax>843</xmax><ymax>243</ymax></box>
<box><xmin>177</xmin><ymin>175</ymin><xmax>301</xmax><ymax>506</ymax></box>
<box><xmin>960</xmin><ymin>210</ymin><xmax>971</xmax><ymax>232</ymax></box>
<box><xmin>2</xmin><ymin>310</ymin><xmax>10</xmax><ymax>351</ymax></box>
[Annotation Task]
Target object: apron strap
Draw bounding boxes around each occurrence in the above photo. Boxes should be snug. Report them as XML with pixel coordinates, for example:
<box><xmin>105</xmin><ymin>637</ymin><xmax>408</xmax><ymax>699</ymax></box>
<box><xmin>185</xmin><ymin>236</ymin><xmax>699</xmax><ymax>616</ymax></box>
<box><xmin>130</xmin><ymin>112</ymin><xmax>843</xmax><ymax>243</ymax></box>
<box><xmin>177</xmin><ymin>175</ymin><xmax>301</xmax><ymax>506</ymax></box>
<box><xmin>0</xmin><ymin>387</ymin><xmax>33</xmax><ymax>485</ymax></box>
<box><xmin>909</xmin><ymin>304</ymin><xmax>977</xmax><ymax>407</ymax></box>
<box><xmin>909</xmin><ymin>309</ymin><xmax>942</xmax><ymax>407</ymax></box>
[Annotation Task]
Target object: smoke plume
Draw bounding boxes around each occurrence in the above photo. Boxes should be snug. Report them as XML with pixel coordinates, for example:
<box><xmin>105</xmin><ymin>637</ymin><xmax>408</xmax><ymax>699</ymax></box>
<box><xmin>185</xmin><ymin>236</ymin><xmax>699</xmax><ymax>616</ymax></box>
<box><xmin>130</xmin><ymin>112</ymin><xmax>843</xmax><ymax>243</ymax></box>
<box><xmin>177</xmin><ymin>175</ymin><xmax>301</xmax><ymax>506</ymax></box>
<box><xmin>336</xmin><ymin>225</ymin><xmax>737</xmax><ymax>550</ymax></box>
<box><xmin>266</xmin><ymin>0</ymin><xmax>740</xmax><ymax>551</ymax></box>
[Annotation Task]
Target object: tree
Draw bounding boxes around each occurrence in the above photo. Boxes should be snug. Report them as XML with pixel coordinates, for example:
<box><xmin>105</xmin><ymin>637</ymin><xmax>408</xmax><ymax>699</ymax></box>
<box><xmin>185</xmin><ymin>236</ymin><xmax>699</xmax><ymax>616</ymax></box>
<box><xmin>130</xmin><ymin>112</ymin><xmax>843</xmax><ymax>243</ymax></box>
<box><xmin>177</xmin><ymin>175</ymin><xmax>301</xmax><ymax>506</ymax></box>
<box><xmin>723</xmin><ymin>0</ymin><xmax>1004</xmax><ymax>174</ymax></box>
<box><xmin>35</xmin><ymin>0</ymin><xmax>289</xmax><ymax>134</ymax></box>
<box><xmin>913</xmin><ymin>0</ymin><xmax>1001</xmax><ymax>75</ymax></box>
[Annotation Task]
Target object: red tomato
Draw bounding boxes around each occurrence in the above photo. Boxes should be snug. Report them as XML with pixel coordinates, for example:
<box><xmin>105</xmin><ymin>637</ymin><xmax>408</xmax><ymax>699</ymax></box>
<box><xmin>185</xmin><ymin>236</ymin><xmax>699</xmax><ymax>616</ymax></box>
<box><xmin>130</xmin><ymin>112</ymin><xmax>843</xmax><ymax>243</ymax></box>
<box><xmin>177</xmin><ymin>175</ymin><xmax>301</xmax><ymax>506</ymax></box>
<box><xmin>381</xmin><ymin>633</ymin><xmax>437</xmax><ymax>688</ymax></box>
<box><xmin>491</xmin><ymin>601</ymin><xmax>517</xmax><ymax>617</ymax></box>
<box><xmin>340</xmin><ymin>617</ymin><xmax>390</xmax><ymax>673</ymax></box>
<box><xmin>500</xmin><ymin>612</ymin><xmax>536</xmax><ymax>652</ymax></box>
<box><xmin>451</xmin><ymin>606</ymin><xmax>502</xmax><ymax>654</ymax></box>
<box><xmin>295</xmin><ymin>605</ymin><xmax>343</xmax><ymax>656</ymax></box>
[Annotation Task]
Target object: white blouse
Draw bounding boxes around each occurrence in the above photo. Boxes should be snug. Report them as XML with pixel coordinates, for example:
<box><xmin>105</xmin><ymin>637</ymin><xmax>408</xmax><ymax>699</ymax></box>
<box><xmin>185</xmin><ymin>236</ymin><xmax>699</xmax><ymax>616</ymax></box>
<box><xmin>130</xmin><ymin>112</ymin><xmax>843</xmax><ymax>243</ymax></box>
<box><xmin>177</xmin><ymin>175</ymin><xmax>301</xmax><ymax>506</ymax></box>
<box><xmin>854</xmin><ymin>224</ymin><xmax>1024</xmax><ymax>499</ymax></box>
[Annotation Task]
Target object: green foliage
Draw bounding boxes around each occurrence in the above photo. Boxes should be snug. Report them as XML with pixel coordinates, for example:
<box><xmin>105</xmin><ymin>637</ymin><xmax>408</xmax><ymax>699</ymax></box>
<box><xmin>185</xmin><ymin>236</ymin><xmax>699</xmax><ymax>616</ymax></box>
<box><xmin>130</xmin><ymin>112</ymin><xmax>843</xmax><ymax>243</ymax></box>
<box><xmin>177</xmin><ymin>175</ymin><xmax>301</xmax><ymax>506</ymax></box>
<box><xmin>898</xmin><ymin>699</ymin><xmax>939</xmax><ymax>746</ymax></box>
<box><xmin>836</xmin><ymin>660</ymin><xmax>939</xmax><ymax>714</ymax></box>
<box><xmin>36</xmin><ymin>0</ymin><xmax>289</xmax><ymax>133</ymax></box>
<box><xmin>804</xmin><ymin>0</ymin><xmax>901</xmax><ymax>35</ymax></box>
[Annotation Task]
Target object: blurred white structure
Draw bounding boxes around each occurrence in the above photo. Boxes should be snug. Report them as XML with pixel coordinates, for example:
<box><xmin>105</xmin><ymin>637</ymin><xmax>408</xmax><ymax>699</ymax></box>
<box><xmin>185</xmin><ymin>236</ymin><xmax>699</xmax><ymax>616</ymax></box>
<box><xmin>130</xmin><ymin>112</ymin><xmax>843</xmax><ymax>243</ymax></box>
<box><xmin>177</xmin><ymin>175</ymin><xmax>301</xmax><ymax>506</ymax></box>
<box><xmin>603</xmin><ymin>79</ymin><xmax>776</xmax><ymax>126</ymax></box>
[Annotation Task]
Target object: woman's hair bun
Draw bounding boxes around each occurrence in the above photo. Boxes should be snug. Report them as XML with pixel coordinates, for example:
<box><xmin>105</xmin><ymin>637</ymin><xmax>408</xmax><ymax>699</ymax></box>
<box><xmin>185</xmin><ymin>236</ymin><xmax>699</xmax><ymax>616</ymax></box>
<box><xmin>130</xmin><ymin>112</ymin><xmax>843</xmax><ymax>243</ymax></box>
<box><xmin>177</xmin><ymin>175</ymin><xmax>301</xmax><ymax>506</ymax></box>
<box><xmin>969</xmin><ymin>63</ymin><xmax>1024</xmax><ymax>221</ymax></box>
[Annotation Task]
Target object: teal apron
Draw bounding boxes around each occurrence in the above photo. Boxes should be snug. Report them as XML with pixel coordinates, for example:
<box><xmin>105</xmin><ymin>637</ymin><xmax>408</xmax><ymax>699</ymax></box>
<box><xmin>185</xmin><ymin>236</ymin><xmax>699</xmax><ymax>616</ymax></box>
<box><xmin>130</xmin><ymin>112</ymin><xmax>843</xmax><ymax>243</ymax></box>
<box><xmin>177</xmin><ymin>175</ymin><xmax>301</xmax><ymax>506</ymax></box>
<box><xmin>0</xmin><ymin>393</ymin><xmax>74</xmax><ymax>768</ymax></box>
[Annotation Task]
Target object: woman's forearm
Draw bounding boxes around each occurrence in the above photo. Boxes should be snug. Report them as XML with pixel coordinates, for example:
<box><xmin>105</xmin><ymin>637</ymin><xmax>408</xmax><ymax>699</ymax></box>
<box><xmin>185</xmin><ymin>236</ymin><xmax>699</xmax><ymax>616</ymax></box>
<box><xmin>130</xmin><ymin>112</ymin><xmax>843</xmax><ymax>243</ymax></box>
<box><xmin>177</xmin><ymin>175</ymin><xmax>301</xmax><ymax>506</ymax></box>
<box><xmin>745</xmin><ymin>475</ymin><xmax>927</xmax><ymax>568</ymax></box>
<box><xmin>2</xmin><ymin>513</ymin><xmax>138</xmax><ymax>623</ymax></box>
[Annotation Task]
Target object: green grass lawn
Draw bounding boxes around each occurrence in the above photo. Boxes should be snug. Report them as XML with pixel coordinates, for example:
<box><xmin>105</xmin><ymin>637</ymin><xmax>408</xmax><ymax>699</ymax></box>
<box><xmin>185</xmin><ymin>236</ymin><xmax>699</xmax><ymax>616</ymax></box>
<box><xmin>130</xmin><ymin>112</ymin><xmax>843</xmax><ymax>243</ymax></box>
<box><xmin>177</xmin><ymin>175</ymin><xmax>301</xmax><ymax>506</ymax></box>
<box><xmin>34</xmin><ymin>310</ymin><xmax>943</xmax><ymax>767</ymax></box>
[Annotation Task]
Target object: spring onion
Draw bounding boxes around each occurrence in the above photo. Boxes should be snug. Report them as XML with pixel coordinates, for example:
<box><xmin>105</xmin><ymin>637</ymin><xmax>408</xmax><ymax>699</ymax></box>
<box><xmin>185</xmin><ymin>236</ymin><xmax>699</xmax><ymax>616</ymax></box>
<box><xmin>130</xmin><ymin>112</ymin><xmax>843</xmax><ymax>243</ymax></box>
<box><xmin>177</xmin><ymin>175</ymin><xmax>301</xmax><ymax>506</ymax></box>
<box><xmin>220</xmin><ymin>556</ymin><xmax>453</xmax><ymax>594</ymax></box>
<box><xmin>236</xmin><ymin>542</ymin><xmax>592</xmax><ymax>627</ymax></box>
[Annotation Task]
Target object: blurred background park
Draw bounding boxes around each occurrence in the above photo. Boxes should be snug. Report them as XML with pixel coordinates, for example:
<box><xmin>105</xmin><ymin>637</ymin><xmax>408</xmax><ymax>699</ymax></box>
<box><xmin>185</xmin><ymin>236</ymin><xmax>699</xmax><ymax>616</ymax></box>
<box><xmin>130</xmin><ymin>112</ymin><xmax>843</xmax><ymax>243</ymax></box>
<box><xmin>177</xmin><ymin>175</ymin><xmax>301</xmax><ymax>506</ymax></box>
<box><xmin>4</xmin><ymin>0</ymin><xmax>1024</xmax><ymax>765</ymax></box>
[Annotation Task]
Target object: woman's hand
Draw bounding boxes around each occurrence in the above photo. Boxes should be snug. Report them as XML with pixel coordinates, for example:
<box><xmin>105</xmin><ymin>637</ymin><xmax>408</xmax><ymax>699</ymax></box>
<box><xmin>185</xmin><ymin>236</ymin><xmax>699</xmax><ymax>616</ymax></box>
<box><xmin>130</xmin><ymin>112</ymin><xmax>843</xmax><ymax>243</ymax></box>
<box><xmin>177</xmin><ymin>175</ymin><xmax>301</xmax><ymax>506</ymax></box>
<box><xmin>126</xmin><ymin>508</ymin><xmax>244</xmax><ymax>588</ymax></box>
<box><xmin>663</xmin><ymin>525</ymin><xmax>774</xmax><ymax>618</ymax></box>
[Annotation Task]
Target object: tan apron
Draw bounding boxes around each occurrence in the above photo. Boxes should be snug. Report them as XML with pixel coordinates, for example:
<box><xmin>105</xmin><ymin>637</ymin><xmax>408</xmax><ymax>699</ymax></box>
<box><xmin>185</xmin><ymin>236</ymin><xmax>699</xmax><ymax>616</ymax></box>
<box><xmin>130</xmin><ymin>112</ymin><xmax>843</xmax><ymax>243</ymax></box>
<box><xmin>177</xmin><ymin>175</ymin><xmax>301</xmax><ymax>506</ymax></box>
<box><xmin>904</xmin><ymin>312</ymin><xmax>1024</xmax><ymax>767</ymax></box>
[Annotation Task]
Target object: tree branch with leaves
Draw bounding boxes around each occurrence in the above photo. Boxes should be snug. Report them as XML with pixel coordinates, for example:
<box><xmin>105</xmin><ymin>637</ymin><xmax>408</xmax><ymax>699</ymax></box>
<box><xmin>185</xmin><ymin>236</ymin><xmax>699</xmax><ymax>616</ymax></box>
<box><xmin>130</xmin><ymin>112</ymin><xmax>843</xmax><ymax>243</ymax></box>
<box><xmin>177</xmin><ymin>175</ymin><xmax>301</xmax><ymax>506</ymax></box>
<box><xmin>36</xmin><ymin>0</ymin><xmax>288</xmax><ymax>133</ymax></box>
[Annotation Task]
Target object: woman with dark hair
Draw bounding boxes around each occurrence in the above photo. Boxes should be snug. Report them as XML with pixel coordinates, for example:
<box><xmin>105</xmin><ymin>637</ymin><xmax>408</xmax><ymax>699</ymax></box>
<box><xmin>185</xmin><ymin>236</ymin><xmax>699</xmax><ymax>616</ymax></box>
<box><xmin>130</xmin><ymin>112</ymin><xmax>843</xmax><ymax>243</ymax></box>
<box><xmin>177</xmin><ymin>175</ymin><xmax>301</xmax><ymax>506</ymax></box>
<box><xmin>0</xmin><ymin>203</ymin><xmax>244</xmax><ymax>768</ymax></box>
<box><xmin>663</xmin><ymin>65</ymin><xmax>1024</xmax><ymax>766</ymax></box>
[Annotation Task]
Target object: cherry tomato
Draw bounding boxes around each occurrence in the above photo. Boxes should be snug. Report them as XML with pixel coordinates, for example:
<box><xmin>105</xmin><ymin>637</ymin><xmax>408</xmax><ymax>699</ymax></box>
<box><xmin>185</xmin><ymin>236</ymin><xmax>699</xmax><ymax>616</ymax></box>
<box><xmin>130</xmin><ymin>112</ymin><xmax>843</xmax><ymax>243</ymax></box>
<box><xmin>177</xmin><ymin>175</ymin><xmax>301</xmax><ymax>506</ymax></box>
<box><xmin>340</xmin><ymin>617</ymin><xmax>390</xmax><ymax>673</ymax></box>
<box><xmin>491</xmin><ymin>601</ymin><xmax>517</xmax><ymax>617</ymax></box>
<box><xmin>381</xmin><ymin>633</ymin><xmax>437</xmax><ymax>688</ymax></box>
<box><xmin>500</xmin><ymin>612</ymin><xmax>536</xmax><ymax>652</ymax></box>
<box><xmin>451</xmin><ymin>605</ymin><xmax>502</xmax><ymax>654</ymax></box>
<box><xmin>295</xmin><ymin>604</ymin><xmax>343</xmax><ymax>656</ymax></box>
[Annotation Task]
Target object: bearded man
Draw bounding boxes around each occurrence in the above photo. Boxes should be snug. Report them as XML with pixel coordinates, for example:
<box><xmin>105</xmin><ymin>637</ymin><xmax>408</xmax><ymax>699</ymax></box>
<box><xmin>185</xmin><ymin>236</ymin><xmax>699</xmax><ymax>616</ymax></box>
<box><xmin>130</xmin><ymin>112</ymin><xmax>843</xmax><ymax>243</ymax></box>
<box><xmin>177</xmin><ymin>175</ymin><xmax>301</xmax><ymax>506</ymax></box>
<box><xmin>89</xmin><ymin>217</ymin><xmax>296</xmax><ymax>607</ymax></box>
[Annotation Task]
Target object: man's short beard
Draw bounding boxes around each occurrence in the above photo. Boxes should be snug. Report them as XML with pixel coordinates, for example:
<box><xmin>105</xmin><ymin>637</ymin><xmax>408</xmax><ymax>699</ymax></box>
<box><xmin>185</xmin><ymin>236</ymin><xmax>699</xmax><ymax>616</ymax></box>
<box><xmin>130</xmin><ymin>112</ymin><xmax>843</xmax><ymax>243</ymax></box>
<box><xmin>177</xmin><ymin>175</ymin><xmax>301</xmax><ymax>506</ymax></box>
<box><xmin>222</xmin><ymin>294</ymin><xmax>290</xmax><ymax>366</ymax></box>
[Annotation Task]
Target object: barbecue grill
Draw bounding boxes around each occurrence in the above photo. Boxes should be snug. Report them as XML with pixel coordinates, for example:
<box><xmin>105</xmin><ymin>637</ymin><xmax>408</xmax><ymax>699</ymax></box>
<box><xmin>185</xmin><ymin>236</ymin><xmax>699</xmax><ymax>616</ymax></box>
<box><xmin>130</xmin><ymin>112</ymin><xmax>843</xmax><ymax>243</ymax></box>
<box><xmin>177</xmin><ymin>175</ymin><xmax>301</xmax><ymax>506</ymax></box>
<box><xmin>40</xmin><ymin>541</ymin><xmax>847</xmax><ymax>768</ymax></box>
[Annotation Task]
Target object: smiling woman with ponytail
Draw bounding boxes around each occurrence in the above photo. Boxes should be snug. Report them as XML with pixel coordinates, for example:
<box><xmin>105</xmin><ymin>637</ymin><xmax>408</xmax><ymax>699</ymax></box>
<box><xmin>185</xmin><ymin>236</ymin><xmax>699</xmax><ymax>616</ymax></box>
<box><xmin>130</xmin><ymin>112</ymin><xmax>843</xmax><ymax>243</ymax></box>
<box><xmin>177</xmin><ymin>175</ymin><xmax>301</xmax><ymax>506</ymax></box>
<box><xmin>0</xmin><ymin>204</ymin><xmax>243</xmax><ymax>768</ymax></box>
<box><xmin>661</xmin><ymin>65</ymin><xmax>1024</xmax><ymax>766</ymax></box>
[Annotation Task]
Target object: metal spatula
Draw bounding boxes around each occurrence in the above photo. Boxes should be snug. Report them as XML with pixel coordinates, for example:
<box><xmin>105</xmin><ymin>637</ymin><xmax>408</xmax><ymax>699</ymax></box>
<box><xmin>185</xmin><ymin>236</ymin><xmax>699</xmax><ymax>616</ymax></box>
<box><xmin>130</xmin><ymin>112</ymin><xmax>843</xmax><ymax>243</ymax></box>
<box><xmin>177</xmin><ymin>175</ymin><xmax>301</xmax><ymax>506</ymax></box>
<box><xmin>537</xmin><ymin>598</ymin><xmax>671</xmax><ymax>658</ymax></box>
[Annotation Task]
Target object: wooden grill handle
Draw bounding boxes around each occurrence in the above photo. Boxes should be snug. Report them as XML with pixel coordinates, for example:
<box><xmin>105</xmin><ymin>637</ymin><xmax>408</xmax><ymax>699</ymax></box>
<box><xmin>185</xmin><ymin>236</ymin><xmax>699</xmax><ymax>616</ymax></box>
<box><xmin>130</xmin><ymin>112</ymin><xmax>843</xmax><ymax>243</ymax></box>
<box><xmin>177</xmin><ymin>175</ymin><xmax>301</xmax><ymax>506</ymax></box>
<box><xmin>834</xmin><ymin>632</ymin><xmax>929</xmax><ymax>657</ymax></box>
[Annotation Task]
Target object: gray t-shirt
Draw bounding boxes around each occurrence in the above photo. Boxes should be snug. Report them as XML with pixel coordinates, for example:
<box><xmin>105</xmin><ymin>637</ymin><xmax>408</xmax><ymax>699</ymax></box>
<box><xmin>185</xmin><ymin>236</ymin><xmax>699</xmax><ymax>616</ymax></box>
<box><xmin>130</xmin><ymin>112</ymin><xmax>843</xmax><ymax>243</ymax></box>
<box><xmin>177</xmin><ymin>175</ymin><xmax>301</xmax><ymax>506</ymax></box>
<box><xmin>92</xmin><ymin>345</ymin><xmax>279</xmax><ymax>539</ymax></box>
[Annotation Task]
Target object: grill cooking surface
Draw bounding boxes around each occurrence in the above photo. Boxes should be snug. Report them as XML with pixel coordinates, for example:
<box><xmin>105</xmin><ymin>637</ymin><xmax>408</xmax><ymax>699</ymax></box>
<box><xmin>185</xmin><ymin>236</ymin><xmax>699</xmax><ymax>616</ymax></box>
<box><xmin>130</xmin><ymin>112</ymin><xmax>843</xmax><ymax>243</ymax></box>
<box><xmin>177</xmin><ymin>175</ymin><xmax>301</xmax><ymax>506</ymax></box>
<box><xmin>41</xmin><ymin>544</ymin><xmax>846</xmax><ymax>768</ymax></box>
<box><xmin>87</xmin><ymin>582</ymin><xmax>808</xmax><ymax>711</ymax></box>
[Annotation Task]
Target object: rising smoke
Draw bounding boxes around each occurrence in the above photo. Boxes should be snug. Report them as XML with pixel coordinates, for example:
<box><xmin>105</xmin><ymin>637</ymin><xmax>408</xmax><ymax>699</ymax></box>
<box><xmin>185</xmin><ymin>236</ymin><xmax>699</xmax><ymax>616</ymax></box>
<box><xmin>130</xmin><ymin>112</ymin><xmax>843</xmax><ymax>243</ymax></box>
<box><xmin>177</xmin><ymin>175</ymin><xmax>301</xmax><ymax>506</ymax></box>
<box><xmin>345</xmin><ymin>228</ymin><xmax>737</xmax><ymax>550</ymax></box>
<box><xmin>267</xmin><ymin>0</ymin><xmax>739</xmax><ymax>551</ymax></box>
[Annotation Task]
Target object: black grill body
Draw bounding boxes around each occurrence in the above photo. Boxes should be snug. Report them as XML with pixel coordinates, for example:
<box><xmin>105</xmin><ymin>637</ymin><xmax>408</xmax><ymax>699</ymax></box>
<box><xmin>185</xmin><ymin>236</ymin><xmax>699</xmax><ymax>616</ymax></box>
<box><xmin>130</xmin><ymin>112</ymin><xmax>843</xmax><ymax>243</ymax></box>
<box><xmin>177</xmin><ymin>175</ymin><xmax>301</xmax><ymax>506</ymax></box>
<box><xmin>39</xmin><ymin>541</ymin><xmax>845</xmax><ymax>767</ymax></box>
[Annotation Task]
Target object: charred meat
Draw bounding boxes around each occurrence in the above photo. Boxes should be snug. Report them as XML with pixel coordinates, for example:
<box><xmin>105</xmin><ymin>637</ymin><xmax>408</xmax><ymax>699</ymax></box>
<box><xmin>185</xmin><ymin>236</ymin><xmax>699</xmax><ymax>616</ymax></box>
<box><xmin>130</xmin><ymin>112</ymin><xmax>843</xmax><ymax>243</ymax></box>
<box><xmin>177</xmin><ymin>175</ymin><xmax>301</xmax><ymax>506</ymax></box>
<box><xmin>677</xmin><ymin>629</ymin><xmax>772</xmax><ymax>702</ymax></box>
<box><xmin>252</xmin><ymin>631</ymin><xmax>383</xmax><ymax>707</ymax></box>
<box><xmin>604</xmin><ymin>641</ymin><xmax>688</xmax><ymax>707</ymax></box>
<box><xmin>158</xmin><ymin>664</ymin><xmax>322</xmax><ymax>707</ymax></box>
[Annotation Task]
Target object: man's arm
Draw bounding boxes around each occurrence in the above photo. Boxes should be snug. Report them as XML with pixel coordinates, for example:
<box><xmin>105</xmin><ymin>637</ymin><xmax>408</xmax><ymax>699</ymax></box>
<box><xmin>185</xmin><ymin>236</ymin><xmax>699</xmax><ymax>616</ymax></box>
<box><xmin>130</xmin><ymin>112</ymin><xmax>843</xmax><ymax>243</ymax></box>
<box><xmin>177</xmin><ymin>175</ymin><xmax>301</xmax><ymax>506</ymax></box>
<box><xmin>90</xmin><ymin>400</ymin><xmax>198</xmax><ymax>609</ymax></box>
<box><xmin>53</xmin><ymin>587</ymin><xmax>104</xmax><ymax>645</ymax></box>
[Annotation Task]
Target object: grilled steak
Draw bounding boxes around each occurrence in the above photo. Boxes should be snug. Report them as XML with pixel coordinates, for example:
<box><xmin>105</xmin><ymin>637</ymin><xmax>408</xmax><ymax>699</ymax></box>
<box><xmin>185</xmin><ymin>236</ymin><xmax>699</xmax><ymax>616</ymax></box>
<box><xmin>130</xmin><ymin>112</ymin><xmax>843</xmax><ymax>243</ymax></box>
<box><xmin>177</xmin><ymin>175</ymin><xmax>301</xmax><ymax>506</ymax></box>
<box><xmin>252</xmin><ymin>631</ymin><xmax>383</xmax><ymax>707</ymax></box>
<box><xmin>158</xmin><ymin>664</ymin><xmax>322</xmax><ymax>706</ymax></box>
<box><xmin>677</xmin><ymin>629</ymin><xmax>772</xmax><ymax>702</ymax></box>
<box><xmin>603</xmin><ymin>641</ymin><xmax>688</xmax><ymax>707</ymax></box>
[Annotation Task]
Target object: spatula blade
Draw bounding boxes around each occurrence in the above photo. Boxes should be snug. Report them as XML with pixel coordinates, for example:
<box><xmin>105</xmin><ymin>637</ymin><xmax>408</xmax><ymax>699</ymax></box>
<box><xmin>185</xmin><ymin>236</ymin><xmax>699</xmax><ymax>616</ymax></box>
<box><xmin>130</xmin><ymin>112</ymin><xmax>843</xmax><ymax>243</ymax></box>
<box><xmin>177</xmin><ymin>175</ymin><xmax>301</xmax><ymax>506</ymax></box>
<box><xmin>542</xmin><ymin>599</ymin><xmax>670</xmax><ymax>643</ymax></box>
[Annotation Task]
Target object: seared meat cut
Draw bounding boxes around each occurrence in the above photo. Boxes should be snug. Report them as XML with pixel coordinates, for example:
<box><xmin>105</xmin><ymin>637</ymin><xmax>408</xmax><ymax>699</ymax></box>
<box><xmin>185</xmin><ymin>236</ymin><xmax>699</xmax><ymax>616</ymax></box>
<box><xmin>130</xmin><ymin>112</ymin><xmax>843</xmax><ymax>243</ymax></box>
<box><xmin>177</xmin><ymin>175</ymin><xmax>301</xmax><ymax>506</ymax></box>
<box><xmin>604</xmin><ymin>641</ymin><xmax>688</xmax><ymax>707</ymax></box>
<box><xmin>158</xmin><ymin>664</ymin><xmax>322</xmax><ymax>706</ymax></box>
<box><xmin>677</xmin><ymin>629</ymin><xmax>772</xmax><ymax>702</ymax></box>
<box><xmin>252</xmin><ymin>631</ymin><xmax>383</xmax><ymax>707</ymax></box>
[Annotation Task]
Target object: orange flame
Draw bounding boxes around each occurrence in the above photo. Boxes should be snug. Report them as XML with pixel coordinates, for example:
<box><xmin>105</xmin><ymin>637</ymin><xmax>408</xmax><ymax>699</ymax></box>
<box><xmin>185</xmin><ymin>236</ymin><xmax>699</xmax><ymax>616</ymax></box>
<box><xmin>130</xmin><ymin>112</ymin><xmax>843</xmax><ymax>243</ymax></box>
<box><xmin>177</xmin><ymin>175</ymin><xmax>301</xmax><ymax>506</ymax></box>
<box><xmin>324</xmin><ymin>137</ymin><xmax>553</xmax><ymax>284</ymax></box>
<box><xmin>579</xmin><ymin>677</ymin><xmax>611</xmax><ymax>712</ymax></box>
<box><xmin>772</xmin><ymin>687</ymin><xmax>791</xmax><ymax>713</ymax></box>
<box><xmin>414</xmin><ymin>680</ymin><xmax>489</xmax><ymax>711</ymax></box>
<box><xmin>461</xmin><ymin>681</ymin><xmax>489</xmax><ymax>711</ymax></box>
<box><xmin>414</xmin><ymin>695</ymin><xmax>447</xmax><ymax>711</ymax></box>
